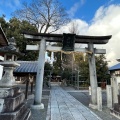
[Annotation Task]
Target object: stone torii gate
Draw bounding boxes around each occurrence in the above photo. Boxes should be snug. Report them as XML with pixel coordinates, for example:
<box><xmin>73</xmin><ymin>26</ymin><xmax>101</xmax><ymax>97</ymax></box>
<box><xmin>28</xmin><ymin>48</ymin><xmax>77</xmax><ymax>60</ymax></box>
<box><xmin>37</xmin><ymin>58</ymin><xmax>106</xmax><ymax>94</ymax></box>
<box><xmin>24</xmin><ymin>32</ymin><xmax>111</xmax><ymax>109</ymax></box>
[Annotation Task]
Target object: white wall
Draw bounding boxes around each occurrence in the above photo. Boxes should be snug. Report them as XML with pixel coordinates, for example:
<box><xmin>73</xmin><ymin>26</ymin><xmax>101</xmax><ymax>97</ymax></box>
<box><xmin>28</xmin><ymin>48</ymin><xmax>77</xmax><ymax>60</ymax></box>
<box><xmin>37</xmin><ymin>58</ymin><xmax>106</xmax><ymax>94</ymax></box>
<box><xmin>0</xmin><ymin>65</ymin><xmax>3</xmax><ymax>80</ymax></box>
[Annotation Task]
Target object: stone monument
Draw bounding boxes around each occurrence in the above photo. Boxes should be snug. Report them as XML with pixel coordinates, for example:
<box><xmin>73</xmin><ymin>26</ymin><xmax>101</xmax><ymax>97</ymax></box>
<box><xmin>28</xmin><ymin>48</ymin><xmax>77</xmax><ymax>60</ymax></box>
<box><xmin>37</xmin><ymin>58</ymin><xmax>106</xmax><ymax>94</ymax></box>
<box><xmin>110</xmin><ymin>77</ymin><xmax>120</xmax><ymax>119</ymax></box>
<box><xmin>0</xmin><ymin>37</ymin><xmax>31</xmax><ymax>120</ymax></box>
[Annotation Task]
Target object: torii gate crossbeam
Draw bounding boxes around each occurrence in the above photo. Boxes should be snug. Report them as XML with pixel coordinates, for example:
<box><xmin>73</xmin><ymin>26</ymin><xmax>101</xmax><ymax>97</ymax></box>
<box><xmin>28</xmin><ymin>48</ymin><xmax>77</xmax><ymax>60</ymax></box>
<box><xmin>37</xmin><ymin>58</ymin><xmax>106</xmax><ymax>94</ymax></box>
<box><xmin>24</xmin><ymin>32</ymin><xmax>112</xmax><ymax>110</ymax></box>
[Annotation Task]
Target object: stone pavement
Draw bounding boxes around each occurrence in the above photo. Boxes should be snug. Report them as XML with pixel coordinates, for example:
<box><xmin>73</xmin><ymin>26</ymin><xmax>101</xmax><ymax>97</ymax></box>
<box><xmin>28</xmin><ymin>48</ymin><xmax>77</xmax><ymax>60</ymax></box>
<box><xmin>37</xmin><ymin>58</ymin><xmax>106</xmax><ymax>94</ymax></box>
<box><xmin>24</xmin><ymin>84</ymin><xmax>119</xmax><ymax>120</ymax></box>
<box><xmin>68</xmin><ymin>90</ymin><xmax>119</xmax><ymax>120</ymax></box>
<box><xmin>46</xmin><ymin>85</ymin><xmax>102</xmax><ymax>120</ymax></box>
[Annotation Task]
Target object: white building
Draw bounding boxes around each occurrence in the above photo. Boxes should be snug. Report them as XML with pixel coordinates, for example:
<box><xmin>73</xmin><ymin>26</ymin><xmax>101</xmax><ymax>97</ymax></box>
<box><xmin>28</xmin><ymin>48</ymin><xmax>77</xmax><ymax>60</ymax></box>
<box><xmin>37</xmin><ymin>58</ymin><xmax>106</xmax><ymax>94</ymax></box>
<box><xmin>109</xmin><ymin>63</ymin><xmax>120</xmax><ymax>85</ymax></box>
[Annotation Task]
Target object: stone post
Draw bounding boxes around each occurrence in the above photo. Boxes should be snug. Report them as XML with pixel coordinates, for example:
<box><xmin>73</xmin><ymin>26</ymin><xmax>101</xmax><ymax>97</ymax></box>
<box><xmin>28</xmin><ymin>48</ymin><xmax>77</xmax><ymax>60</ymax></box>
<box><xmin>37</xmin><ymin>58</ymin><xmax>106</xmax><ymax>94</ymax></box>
<box><xmin>97</xmin><ymin>87</ymin><xmax>102</xmax><ymax>111</ymax></box>
<box><xmin>110</xmin><ymin>77</ymin><xmax>113</xmax><ymax>88</ymax></box>
<box><xmin>31</xmin><ymin>38</ymin><xmax>46</xmax><ymax>109</ymax></box>
<box><xmin>112</xmin><ymin>77</ymin><xmax>118</xmax><ymax>104</ymax></box>
<box><xmin>106</xmin><ymin>85</ymin><xmax>112</xmax><ymax>108</ymax></box>
<box><xmin>88</xmin><ymin>43</ymin><xmax>98</xmax><ymax>109</ymax></box>
<box><xmin>118</xmin><ymin>83</ymin><xmax>120</xmax><ymax>97</ymax></box>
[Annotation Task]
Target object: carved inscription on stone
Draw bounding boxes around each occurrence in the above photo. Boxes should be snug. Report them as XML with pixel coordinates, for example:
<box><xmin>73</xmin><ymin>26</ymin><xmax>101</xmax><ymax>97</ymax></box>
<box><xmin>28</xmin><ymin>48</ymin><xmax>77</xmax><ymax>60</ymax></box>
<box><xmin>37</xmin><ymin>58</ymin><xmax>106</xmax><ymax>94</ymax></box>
<box><xmin>0</xmin><ymin>89</ymin><xmax>14</xmax><ymax>98</ymax></box>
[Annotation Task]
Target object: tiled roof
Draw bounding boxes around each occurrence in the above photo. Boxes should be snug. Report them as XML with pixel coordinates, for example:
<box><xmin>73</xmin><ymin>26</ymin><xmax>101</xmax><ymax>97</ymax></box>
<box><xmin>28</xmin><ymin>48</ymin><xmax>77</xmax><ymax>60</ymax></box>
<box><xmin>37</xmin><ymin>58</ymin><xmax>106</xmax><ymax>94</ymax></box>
<box><xmin>109</xmin><ymin>63</ymin><xmax>120</xmax><ymax>71</ymax></box>
<box><xmin>14</xmin><ymin>61</ymin><xmax>38</xmax><ymax>73</ymax></box>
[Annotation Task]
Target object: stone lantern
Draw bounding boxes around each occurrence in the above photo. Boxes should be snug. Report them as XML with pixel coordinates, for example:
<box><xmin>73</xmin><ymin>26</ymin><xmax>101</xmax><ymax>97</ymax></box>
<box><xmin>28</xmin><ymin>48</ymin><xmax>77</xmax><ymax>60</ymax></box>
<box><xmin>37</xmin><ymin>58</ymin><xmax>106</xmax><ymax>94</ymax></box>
<box><xmin>0</xmin><ymin>37</ymin><xmax>31</xmax><ymax>120</ymax></box>
<box><xmin>4</xmin><ymin>37</ymin><xmax>18</xmax><ymax>61</ymax></box>
<box><xmin>0</xmin><ymin>37</ymin><xmax>20</xmax><ymax>87</ymax></box>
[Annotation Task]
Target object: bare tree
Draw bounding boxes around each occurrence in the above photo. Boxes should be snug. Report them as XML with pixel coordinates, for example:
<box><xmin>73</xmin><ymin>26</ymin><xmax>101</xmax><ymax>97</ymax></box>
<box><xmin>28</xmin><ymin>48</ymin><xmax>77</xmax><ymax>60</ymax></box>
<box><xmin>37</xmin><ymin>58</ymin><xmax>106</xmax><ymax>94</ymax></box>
<box><xmin>12</xmin><ymin>0</ymin><xmax>70</xmax><ymax>33</ymax></box>
<box><xmin>69</xmin><ymin>20</ymin><xmax>80</xmax><ymax>34</ymax></box>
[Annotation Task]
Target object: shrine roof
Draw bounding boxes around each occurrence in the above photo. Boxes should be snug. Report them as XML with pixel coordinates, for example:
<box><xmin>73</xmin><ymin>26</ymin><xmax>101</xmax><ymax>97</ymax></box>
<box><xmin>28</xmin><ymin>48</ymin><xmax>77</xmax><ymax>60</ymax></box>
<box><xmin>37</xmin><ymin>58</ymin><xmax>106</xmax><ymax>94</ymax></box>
<box><xmin>23</xmin><ymin>31</ymin><xmax>112</xmax><ymax>44</ymax></box>
<box><xmin>0</xmin><ymin>25</ymin><xmax>8</xmax><ymax>46</ymax></box>
<box><xmin>14</xmin><ymin>61</ymin><xmax>38</xmax><ymax>75</ymax></box>
<box><xmin>109</xmin><ymin>63</ymin><xmax>120</xmax><ymax>71</ymax></box>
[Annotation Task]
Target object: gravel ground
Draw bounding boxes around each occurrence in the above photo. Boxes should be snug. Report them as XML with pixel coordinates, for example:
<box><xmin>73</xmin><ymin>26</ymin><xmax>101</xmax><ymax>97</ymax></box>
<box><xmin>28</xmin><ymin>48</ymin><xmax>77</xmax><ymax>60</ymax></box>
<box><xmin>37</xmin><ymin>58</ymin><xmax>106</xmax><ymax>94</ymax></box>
<box><xmin>26</xmin><ymin>90</ymin><xmax>50</xmax><ymax>120</ymax></box>
<box><xmin>27</xmin><ymin>99</ymin><xmax>49</xmax><ymax>120</ymax></box>
<box><xmin>16</xmin><ymin>83</ymin><xmax>50</xmax><ymax>120</ymax></box>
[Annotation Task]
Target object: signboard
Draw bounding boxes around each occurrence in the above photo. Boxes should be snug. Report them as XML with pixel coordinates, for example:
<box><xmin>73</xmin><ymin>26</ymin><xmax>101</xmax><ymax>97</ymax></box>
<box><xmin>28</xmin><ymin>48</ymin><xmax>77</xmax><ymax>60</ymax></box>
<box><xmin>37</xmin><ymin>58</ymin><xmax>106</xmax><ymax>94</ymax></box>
<box><xmin>62</xmin><ymin>33</ymin><xmax>75</xmax><ymax>51</ymax></box>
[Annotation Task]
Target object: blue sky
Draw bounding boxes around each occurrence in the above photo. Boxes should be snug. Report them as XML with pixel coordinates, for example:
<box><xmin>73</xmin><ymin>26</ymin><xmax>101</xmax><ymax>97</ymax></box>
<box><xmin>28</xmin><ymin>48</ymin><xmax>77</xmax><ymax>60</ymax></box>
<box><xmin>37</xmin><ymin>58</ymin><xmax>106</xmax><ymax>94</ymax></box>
<box><xmin>0</xmin><ymin>0</ymin><xmax>119</xmax><ymax>22</ymax></box>
<box><xmin>0</xmin><ymin>0</ymin><xmax>120</xmax><ymax>66</ymax></box>
<box><xmin>60</xmin><ymin>0</ymin><xmax>120</xmax><ymax>22</ymax></box>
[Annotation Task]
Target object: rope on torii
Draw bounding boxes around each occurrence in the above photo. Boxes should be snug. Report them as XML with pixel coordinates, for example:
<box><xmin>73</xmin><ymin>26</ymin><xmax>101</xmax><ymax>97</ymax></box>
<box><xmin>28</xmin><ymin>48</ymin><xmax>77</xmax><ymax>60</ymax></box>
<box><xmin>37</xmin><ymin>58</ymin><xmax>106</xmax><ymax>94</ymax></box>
<box><xmin>46</xmin><ymin>48</ymin><xmax>93</xmax><ymax>61</ymax></box>
<box><xmin>26</xmin><ymin>44</ymin><xmax>104</xmax><ymax>63</ymax></box>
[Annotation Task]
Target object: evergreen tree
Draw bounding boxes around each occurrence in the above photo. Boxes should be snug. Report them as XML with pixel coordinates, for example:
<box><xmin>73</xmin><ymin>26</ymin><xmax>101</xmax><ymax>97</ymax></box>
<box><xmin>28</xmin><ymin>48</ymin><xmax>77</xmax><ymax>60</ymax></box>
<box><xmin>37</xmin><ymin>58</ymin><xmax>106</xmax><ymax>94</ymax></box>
<box><xmin>95</xmin><ymin>54</ymin><xmax>109</xmax><ymax>83</ymax></box>
<box><xmin>44</xmin><ymin>62</ymin><xmax>53</xmax><ymax>77</ymax></box>
<box><xmin>0</xmin><ymin>16</ymin><xmax>38</xmax><ymax>60</ymax></box>
<box><xmin>0</xmin><ymin>16</ymin><xmax>9</xmax><ymax>34</ymax></box>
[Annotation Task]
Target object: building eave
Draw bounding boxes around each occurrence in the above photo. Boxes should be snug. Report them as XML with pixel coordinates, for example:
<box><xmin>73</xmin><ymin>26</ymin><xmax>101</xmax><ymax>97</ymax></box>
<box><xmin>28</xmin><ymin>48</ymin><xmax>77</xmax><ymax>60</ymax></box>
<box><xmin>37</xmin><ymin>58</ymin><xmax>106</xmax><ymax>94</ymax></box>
<box><xmin>0</xmin><ymin>24</ymin><xmax>8</xmax><ymax>46</ymax></box>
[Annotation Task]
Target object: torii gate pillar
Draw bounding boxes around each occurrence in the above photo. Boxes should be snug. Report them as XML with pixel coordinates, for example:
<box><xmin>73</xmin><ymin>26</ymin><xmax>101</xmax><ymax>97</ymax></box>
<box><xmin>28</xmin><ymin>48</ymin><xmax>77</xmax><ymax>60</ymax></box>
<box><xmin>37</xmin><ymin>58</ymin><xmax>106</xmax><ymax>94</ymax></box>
<box><xmin>31</xmin><ymin>38</ymin><xmax>46</xmax><ymax>109</ymax></box>
<box><xmin>88</xmin><ymin>43</ymin><xmax>98</xmax><ymax>109</ymax></box>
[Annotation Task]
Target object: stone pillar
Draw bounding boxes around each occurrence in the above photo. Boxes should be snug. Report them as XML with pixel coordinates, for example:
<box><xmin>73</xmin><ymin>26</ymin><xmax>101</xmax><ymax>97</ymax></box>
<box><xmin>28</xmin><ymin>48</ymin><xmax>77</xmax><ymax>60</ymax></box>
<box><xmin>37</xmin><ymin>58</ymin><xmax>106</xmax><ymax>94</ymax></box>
<box><xmin>106</xmin><ymin>85</ymin><xmax>112</xmax><ymax>108</ymax></box>
<box><xmin>112</xmin><ymin>77</ymin><xmax>118</xmax><ymax>104</ymax></box>
<box><xmin>12</xmin><ymin>55</ymin><xmax>14</xmax><ymax>61</ymax></box>
<box><xmin>77</xmin><ymin>71</ymin><xmax>79</xmax><ymax>90</ymax></box>
<box><xmin>0</xmin><ymin>62</ymin><xmax>20</xmax><ymax>87</ymax></box>
<box><xmin>88</xmin><ymin>43</ymin><xmax>98</xmax><ymax>109</ymax></box>
<box><xmin>32</xmin><ymin>39</ymin><xmax>46</xmax><ymax>109</ymax></box>
<box><xmin>89</xmin><ymin>86</ymin><xmax>91</xmax><ymax>95</ymax></box>
<box><xmin>4</xmin><ymin>54</ymin><xmax>7</xmax><ymax>61</ymax></box>
<box><xmin>97</xmin><ymin>87</ymin><xmax>102</xmax><ymax>111</ymax></box>
<box><xmin>111</xmin><ymin>77</ymin><xmax>113</xmax><ymax>88</ymax></box>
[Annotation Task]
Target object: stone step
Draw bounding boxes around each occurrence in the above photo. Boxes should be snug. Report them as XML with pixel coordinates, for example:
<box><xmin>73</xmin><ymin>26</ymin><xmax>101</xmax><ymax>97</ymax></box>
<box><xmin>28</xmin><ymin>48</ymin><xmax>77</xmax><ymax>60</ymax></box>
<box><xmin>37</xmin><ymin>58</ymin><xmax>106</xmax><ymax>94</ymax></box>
<box><xmin>110</xmin><ymin>108</ymin><xmax>120</xmax><ymax>119</ymax></box>
<box><xmin>16</xmin><ymin>107</ymin><xmax>31</xmax><ymax>120</ymax></box>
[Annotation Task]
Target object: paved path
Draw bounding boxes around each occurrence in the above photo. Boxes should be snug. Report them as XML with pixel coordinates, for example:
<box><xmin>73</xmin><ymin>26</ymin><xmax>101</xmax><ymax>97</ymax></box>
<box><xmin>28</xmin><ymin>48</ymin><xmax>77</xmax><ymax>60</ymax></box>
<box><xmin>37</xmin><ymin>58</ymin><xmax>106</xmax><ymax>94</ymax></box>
<box><xmin>46</xmin><ymin>85</ymin><xmax>102</xmax><ymax>120</ymax></box>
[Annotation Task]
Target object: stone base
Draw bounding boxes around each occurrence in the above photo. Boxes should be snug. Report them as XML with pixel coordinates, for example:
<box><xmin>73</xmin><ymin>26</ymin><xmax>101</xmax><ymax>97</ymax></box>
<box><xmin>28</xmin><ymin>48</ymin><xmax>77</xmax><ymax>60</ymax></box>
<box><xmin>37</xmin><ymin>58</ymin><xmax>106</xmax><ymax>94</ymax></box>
<box><xmin>31</xmin><ymin>103</ymin><xmax>44</xmax><ymax>110</ymax></box>
<box><xmin>4</xmin><ymin>93</ymin><xmax>25</xmax><ymax>112</ymax></box>
<box><xmin>0</xmin><ymin>103</ymin><xmax>31</xmax><ymax>120</ymax></box>
<box><xmin>113</xmin><ymin>103</ymin><xmax>120</xmax><ymax>112</ymax></box>
<box><xmin>89</xmin><ymin>103</ymin><xmax>98</xmax><ymax>109</ymax></box>
<box><xmin>110</xmin><ymin>108</ymin><xmax>120</xmax><ymax>119</ymax></box>
<box><xmin>0</xmin><ymin>87</ymin><xmax>31</xmax><ymax>120</ymax></box>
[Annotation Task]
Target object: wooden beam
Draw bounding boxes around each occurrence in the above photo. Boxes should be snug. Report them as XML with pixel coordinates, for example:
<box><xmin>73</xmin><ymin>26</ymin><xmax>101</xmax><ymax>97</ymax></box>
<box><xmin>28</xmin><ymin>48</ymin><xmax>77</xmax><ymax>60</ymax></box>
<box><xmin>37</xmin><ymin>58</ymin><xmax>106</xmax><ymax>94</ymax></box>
<box><xmin>26</xmin><ymin>45</ymin><xmax>39</xmax><ymax>50</ymax></box>
<box><xmin>26</xmin><ymin>45</ymin><xmax>106</xmax><ymax>54</ymax></box>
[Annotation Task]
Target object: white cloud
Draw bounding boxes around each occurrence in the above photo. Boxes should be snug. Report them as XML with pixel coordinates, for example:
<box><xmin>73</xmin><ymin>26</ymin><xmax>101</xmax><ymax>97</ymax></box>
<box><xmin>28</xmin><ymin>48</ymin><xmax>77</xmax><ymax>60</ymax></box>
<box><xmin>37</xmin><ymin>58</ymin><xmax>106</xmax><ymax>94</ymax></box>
<box><xmin>87</xmin><ymin>4</ymin><xmax>120</xmax><ymax>66</ymax></box>
<box><xmin>56</xmin><ymin>19</ymin><xmax>88</xmax><ymax>34</ymax></box>
<box><xmin>67</xmin><ymin>0</ymin><xmax>85</xmax><ymax>18</ymax></box>
<box><xmin>57</xmin><ymin>4</ymin><xmax>120</xmax><ymax>67</ymax></box>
